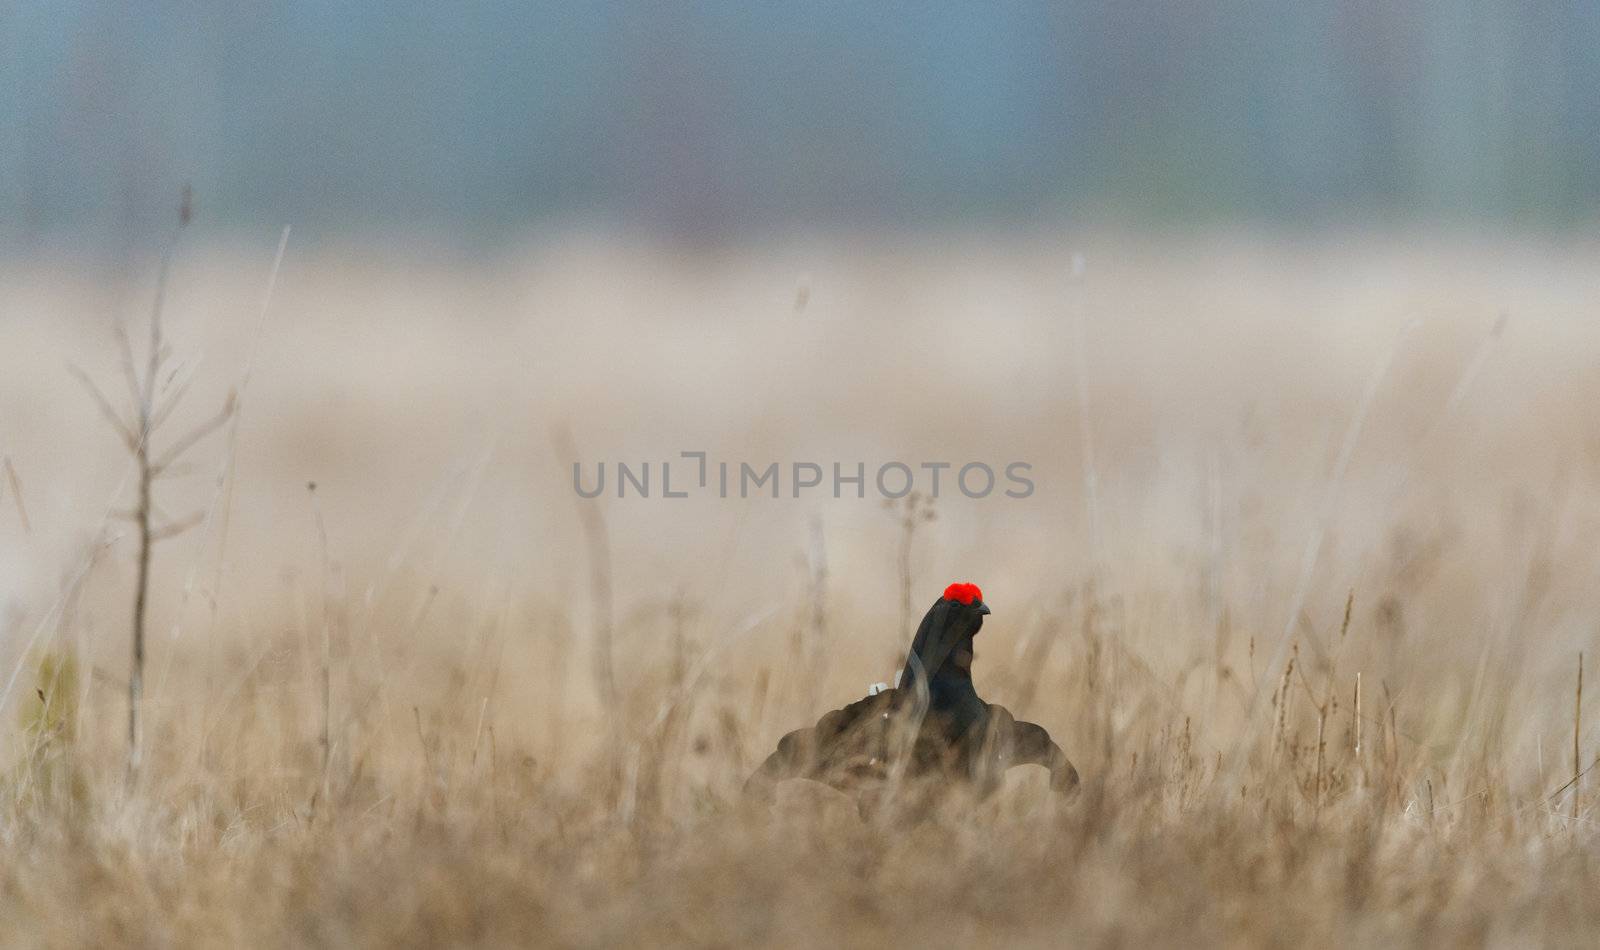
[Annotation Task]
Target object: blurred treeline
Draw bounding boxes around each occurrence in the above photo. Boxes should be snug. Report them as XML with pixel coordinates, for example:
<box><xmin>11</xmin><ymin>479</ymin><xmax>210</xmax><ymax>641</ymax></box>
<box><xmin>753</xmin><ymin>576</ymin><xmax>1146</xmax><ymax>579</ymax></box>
<box><xmin>2</xmin><ymin>0</ymin><xmax>1596</xmax><ymax>251</ymax></box>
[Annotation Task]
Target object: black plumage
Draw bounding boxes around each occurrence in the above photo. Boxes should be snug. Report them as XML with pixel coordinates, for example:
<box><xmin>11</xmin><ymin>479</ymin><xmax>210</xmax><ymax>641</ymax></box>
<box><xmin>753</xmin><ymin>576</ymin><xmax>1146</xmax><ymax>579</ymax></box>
<box><xmin>746</xmin><ymin>586</ymin><xmax>1078</xmax><ymax>810</ymax></box>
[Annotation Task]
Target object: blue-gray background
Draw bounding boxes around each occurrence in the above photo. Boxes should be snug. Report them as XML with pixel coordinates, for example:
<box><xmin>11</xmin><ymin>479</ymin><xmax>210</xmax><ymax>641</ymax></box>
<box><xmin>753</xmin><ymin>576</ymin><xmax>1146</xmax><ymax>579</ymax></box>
<box><xmin>3</xmin><ymin>0</ymin><xmax>1597</xmax><ymax>251</ymax></box>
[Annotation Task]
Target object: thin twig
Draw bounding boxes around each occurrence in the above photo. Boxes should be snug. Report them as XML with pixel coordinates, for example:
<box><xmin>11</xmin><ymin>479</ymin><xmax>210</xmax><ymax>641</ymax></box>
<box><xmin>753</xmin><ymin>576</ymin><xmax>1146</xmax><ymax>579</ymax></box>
<box><xmin>1574</xmin><ymin>652</ymin><xmax>1584</xmax><ymax>821</ymax></box>
<box><xmin>149</xmin><ymin>510</ymin><xmax>207</xmax><ymax>542</ymax></box>
<box><xmin>2</xmin><ymin>458</ymin><xmax>29</xmax><ymax>535</ymax></box>
<box><xmin>151</xmin><ymin>393</ymin><xmax>236</xmax><ymax>473</ymax></box>
<box><xmin>66</xmin><ymin>364</ymin><xmax>137</xmax><ymax>450</ymax></box>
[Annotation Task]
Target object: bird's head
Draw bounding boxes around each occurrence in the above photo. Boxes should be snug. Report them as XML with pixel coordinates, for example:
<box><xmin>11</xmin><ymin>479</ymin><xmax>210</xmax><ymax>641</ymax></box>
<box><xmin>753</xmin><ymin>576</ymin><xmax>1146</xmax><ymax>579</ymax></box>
<box><xmin>901</xmin><ymin>582</ymin><xmax>991</xmax><ymax>691</ymax></box>
<box><xmin>940</xmin><ymin>582</ymin><xmax>989</xmax><ymax>615</ymax></box>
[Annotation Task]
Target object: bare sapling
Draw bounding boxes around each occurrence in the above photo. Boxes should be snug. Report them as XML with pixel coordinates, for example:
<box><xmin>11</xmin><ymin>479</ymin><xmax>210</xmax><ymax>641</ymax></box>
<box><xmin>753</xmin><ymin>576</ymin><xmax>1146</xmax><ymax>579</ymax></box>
<box><xmin>69</xmin><ymin>188</ymin><xmax>236</xmax><ymax>778</ymax></box>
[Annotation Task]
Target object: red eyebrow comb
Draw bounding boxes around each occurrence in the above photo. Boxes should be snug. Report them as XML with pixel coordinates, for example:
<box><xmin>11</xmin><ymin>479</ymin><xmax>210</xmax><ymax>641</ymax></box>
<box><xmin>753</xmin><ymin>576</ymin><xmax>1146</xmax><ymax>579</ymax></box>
<box><xmin>942</xmin><ymin>582</ymin><xmax>983</xmax><ymax>605</ymax></box>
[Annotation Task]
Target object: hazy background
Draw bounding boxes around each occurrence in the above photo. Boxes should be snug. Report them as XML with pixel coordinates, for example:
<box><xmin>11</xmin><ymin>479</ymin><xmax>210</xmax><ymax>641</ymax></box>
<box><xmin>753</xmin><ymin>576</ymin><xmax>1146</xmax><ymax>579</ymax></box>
<box><xmin>2</xmin><ymin>0</ymin><xmax>1598</xmax><ymax>258</ymax></box>
<box><xmin>1</xmin><ymin>1</ymin><xmax>1597</xmax><ymax>692</ymax></box>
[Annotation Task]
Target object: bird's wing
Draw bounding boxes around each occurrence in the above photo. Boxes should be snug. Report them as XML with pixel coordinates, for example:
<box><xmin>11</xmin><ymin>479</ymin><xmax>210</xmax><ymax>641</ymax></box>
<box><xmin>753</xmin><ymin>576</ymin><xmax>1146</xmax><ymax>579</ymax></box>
<box><xmin>988</xmin><ymin>704</ymin><xmax>1079</xmax><ymax>795</ymax></box>
<box><xmin>744</xmin><ymin>691</ymin><xmax>899</xmax><ymax>800</ymax></box>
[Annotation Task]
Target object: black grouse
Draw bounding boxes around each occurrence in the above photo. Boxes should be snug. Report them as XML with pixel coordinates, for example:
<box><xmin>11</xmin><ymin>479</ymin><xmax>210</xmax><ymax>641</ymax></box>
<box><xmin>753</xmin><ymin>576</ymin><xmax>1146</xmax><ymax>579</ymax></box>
<box><xmin>746</xmin><ymin>583</ymin><xmax>1078</xmax><ymax>809</ymax></box>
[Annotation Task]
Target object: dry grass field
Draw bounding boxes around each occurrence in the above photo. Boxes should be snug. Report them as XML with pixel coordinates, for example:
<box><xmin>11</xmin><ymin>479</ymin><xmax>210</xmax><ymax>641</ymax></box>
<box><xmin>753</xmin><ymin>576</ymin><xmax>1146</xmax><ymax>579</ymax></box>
<box><xmin>2</xmin><ymin>231</ymin><xmax>1600</xmax><ymax>946</ymax></box>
